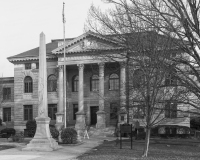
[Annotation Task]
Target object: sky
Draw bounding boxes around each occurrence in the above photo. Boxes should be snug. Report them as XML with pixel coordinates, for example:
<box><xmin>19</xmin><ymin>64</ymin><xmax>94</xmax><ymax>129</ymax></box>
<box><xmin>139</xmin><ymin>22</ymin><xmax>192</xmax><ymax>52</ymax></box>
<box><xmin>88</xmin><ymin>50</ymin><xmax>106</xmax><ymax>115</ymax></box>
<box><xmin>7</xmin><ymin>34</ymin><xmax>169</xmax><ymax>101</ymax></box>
<box><xmin>0</xmin><ymin>0</ymin><xmax>106</xmax><ymax>77</ymax></box>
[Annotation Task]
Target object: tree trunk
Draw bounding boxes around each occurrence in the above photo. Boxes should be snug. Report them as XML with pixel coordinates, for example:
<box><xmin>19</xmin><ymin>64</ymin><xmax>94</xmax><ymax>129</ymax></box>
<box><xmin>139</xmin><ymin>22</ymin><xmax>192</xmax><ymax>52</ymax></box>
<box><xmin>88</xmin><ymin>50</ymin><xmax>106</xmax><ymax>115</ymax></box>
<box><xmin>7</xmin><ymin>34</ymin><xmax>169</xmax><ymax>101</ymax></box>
<box><xmin>142</xmin><ymin>127</ymin><xmax>151</xmax><ymax>157</ymax></box>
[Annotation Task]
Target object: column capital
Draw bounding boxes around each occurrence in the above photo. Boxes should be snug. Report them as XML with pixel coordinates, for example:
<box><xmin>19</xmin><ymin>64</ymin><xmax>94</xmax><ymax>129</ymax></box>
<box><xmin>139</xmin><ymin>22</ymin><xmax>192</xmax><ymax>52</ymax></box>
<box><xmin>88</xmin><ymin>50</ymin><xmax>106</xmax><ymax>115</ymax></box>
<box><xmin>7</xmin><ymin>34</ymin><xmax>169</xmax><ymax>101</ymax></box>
<box><xmin>58</xmin><ymin>65</ymin><xmax>63</xmax><ymax>72</ymax></box>
<box><xmin>98</xmin><ymin>62</ymin><xmax>105</xmax><ymax>68</ymax></box>
<box><xmin>120</xmin><ymin>61</ymin><xmax>126</xmax><ymax>68</ymax></box>
<box><xmin>77</xmin><ymin>64</ymin><xmax>84</xmax><ymax>70</ymax></box>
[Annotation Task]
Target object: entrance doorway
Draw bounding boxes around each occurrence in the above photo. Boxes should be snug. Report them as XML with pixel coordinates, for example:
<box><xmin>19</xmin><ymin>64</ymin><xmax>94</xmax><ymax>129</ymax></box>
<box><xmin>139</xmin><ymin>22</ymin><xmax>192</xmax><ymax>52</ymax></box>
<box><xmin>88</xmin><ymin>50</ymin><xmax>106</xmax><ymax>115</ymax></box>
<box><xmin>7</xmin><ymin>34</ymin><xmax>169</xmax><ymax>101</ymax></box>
<box><xmin>90</xmin><ymin>106</ymin><xmax>99</xmax><ymax>125</ymax></box>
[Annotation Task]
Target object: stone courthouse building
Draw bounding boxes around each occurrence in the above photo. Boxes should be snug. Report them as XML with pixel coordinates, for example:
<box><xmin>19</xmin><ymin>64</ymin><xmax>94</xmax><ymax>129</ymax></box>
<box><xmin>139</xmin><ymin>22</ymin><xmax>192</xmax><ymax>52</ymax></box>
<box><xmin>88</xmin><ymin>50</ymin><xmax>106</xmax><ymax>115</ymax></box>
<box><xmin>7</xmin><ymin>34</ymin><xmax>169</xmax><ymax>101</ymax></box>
<box><xmin>0</xmin><ymin>31</ymin><xmax>190</xmax><ymax>132</ymax></box>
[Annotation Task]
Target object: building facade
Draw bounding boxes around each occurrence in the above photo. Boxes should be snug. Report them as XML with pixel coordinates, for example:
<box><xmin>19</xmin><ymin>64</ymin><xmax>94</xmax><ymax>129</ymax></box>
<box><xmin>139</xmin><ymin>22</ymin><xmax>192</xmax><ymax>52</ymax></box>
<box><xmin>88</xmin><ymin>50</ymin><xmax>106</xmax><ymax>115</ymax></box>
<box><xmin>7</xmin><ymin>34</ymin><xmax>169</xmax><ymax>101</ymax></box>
<box><xmin>0</xmin><ymin>31</ymin><xmax>190</xmax><ymax>133</ymax></box>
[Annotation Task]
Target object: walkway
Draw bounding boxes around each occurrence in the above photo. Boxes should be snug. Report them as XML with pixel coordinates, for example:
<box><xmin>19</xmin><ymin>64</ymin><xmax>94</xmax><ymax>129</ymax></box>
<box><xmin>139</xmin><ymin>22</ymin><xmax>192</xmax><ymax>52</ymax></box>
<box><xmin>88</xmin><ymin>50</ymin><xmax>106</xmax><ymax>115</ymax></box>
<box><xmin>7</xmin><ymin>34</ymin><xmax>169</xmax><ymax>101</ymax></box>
<box><xmin>0</xmin><ymin>136</ymin><xmax>116</xmax><ymax>160</ymax></box>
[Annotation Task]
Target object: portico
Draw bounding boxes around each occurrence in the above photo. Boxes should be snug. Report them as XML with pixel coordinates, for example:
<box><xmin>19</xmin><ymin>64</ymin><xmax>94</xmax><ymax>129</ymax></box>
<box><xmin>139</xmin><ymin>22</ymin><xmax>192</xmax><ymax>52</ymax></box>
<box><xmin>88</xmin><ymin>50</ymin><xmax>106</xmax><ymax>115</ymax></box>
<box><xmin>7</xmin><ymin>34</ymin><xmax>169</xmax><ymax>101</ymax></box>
<box><xmin>56</xmin><ymin>55</ymin><xmax>126</xmax><ymax>131</ymax></box>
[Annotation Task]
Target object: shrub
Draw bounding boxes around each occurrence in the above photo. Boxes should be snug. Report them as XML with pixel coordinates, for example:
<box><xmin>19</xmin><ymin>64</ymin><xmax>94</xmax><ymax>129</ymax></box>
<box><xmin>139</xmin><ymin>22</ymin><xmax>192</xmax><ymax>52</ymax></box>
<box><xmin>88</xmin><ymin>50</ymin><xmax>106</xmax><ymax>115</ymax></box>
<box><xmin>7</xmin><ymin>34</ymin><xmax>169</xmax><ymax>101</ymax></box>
<box><xmin>50</xmin><ymin>127</ymin><xmax>59</xmax><ymax>139</ymax></box>
<box><xmin>26</xmin><ymin>119</ymin><xmax>36</xmax><ymax>129</ymax></box>
<box><xmin>25</xmin><ymin>120</ymin><xmax>36</xmax><ymax>137</ymax></box>
<box><xmin>0</xmin><ymin>128</ymin><xmax>16</xmax><ymax>138</ymax></box>
<box><xmin>61</xmin><ymin>127</ymin><xmax>77</xmax><ymax>144</ymax></box>
<box><xmin>11</xmin><ymin>135</ymin><xmax>20</xmax><ymax>142</ymax></box>
<box><xmin>11</xmin><ymin>132</ymin><xmax>24</xmax><ymax>142</ymax></box>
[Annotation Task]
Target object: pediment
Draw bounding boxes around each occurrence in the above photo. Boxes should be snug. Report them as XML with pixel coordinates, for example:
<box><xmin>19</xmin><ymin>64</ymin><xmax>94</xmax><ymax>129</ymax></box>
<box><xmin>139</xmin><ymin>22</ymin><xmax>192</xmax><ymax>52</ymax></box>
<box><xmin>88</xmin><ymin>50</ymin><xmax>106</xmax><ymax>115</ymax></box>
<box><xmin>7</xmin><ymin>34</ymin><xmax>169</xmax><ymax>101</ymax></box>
<box><xmin>52</xmin><ymin>31</ymin><xmax>122</xmax><ymax>54</ymax></box>
<box><xmin>66</xmin><ymin>38</ymin><xmax>116</xmax><ymax>52</ymax></box>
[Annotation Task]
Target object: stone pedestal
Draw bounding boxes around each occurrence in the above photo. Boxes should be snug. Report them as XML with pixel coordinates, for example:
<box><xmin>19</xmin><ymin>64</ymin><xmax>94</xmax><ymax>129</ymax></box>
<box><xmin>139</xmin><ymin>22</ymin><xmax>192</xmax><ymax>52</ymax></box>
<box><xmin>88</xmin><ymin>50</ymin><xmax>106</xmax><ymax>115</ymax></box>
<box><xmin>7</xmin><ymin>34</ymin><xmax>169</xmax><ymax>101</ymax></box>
<box><xmin>75</xmin><ymin>112</ymin><xmax>86</xmax><ymax>142</ymax></box>
<box><xmin>96</xmin><ymin>111</ymin><xmax>106</xmax><ymax>129</ymax></box>
<box><xmin>55</xmin><ymin>112</ymin><xmax>64</xmax><ymax>131</ymax></box>
<box><xmin>22</xmin><ymin>117</ymin><xmax>60</xmax><ymax>151</ymax></box>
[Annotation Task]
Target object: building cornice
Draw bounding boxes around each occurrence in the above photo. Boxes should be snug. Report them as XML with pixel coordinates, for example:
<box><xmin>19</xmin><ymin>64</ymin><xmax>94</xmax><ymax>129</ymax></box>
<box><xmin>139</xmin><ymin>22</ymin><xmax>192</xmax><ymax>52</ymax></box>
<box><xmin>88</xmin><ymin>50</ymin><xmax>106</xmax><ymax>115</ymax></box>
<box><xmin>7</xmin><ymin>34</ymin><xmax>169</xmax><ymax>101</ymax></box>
<box><xmin>8</xmin><ymin>56</ymin><xmax>57</xmax><ymax>63</ymax></box>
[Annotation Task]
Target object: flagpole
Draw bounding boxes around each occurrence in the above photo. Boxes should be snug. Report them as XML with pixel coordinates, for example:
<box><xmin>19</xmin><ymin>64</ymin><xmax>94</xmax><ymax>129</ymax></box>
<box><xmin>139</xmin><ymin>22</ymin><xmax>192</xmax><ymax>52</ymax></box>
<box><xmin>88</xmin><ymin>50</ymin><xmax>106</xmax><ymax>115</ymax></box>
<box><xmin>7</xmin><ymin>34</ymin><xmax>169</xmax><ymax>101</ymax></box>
<box><xmin>63</xmin><ymin>2</ymin><xmax>67</xmax><ymax>128</ymax></box>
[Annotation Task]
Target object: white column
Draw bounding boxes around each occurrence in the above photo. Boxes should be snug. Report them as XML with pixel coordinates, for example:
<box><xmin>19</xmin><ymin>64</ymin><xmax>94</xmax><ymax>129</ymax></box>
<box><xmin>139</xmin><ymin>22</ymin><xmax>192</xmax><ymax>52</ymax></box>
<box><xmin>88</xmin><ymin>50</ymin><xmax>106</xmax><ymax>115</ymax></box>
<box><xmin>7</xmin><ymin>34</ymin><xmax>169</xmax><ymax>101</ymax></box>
<box><xmin>119</xmin><ymin>61</ymin><xmax>127</xmax><ymax>123</ymax></box>
<box><xmin>96</xmin><ymin>62</ymin><xmax>106</xmax><ymax>129</ymax></box>
<box><xmin>120</xmin><ymin>61</ymin><xmax>126</xmax><ymax>108</ymax></box>
<box><xmin>75</xmin><ymin>64</ymin><xmax>86</xmax><ymax>141</ymax></box>
<box><xmin>78</xmin><ymin>64</ymin><xmax>84</xmax><ymax>113</ymax></box>
<box><xmin>55</xmin><ymin>65</ymin><xmax>64</xmax><ymax>131</ymax></box>
<box><xmin>58</xmin><ymin>65</ymin><xmax>64</xmax><ymax>113</ymax></box>
<box><xmin>99</xmin><ymin>62</ymin><xmax>105</xmax><ymax>111</ymax></box>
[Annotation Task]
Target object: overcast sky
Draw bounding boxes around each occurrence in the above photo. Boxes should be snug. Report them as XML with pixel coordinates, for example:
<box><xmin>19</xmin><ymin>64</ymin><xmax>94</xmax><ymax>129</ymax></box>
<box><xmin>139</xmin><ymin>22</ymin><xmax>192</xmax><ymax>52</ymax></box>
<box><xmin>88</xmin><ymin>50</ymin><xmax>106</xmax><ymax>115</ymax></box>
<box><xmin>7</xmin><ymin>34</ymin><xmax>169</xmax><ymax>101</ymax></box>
<box><xmin>0</xmin><ymin>0</ymin><xmax>105</xmax><ymax>77</ymax></box>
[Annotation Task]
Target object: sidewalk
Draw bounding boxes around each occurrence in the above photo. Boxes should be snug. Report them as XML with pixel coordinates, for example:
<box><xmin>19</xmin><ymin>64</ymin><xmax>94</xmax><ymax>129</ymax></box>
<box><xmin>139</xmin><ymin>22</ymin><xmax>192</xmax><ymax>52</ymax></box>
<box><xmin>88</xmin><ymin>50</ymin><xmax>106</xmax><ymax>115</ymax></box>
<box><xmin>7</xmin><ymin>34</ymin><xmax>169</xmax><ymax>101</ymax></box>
<box><xmin>0</xmin><ymin>136</ymin><xmax>116</xmax><ymax>160</ymax></box>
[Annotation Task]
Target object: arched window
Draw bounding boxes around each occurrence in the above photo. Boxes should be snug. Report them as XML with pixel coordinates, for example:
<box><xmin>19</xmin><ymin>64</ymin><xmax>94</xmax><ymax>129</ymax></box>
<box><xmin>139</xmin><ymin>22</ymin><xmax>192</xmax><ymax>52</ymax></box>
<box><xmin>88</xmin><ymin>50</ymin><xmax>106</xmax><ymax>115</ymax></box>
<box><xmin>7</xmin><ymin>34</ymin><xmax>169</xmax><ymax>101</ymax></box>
<box><xmin>47</xmin><ymin>74</ymin><xmax>57</xmax><ymax>92</ymax></box>
<box><xmin>109</xmin><ymin>73</ymin><xmax>119</xmax><ymax>90</ymax></box>
<box><xmin>24</xmin><ymin>76</ymin><xmax>33</xmax><ymax>93</ymax></box>
<box><xmin>72</xmin><ymin>75</ymin><xmax>79</xmax><ymax>92</ymax></box>
<box><xmin>90</xmin><ymin>75</ymin><xmax>99</xmax><ymax>91</ymax></box>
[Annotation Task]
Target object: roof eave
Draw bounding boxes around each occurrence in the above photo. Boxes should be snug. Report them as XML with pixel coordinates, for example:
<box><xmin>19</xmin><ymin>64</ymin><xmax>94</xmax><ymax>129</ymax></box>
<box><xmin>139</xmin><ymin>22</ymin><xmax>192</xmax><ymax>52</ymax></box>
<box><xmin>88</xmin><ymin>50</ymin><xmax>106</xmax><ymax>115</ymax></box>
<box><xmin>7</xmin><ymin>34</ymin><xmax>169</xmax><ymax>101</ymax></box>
<box><xmin>8</xmin><ymin>56</ymin><xmax>57</xmax><ymax>63</ymax></box>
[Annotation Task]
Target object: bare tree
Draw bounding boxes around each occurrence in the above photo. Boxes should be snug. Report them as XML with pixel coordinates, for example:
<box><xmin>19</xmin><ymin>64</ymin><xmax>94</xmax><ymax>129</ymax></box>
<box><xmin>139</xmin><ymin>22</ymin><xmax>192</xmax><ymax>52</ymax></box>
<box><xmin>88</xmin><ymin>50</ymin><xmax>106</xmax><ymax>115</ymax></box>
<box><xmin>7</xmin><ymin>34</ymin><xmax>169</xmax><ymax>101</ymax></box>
<box><xmin>85</xmin><ymin>1</ymin><xmax>189</xmax><ymax>157</ymax></box>
<box><xmin>101</xmin><ymin>0</ymin><xmax>200</xmax><ymax>114</ymax></box>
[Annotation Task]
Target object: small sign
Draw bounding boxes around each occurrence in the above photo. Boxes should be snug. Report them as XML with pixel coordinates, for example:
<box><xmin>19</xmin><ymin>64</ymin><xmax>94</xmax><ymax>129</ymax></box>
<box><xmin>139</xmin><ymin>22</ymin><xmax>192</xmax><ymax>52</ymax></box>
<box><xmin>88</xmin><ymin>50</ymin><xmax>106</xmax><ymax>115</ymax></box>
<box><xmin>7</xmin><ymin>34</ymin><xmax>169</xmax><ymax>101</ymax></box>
<box><xmin>120</xmin><ymin>124</ymin><xmax>133</xmax><ymax>149</ymax></box>
<box><xmin>121</xmin><ymin>125</ymin><xmax>132</xmax><ymax>133</ymax></box>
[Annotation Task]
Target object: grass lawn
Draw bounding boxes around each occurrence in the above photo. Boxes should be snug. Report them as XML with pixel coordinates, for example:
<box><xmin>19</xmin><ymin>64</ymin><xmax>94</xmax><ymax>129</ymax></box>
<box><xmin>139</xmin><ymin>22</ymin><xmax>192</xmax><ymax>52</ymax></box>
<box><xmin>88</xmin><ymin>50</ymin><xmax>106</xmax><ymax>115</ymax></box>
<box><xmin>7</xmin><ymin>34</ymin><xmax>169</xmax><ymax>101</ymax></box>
<box><xmin>0</xmin><ymin>145</ymin><xmax>15</xmax><ymax>151</ymax></box>
<box><xmin>78</xmin><ymin>138</ymin><xmax>200</xmax><ymax>160</ymax></box>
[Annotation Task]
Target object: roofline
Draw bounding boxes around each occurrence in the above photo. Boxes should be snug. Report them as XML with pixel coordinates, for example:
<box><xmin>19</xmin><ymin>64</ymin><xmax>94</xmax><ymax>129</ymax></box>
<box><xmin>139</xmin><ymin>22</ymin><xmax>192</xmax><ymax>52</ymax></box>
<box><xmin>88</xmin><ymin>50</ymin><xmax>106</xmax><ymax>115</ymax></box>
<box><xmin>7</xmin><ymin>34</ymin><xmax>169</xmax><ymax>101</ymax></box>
<box><xmin>52</xmin><ymin>31</ymin><xmax>121</xmax><ymax>54</ymax></box>
<box><xmin>8</xmin><ymin>56</ymin><xmax>57</xmax><ymax>63</ymax></box>
<box><xmin>53</xmin><ymin>47</ymin><xmax>125</xmax><ymax>55</ymax></box>
<box><xmin>0</xmin><ymin>77</ymin><xmax>14</xmax><ymax>83</ymax></box>
<box><xmin>51</xmin><ymin>38</ymin><xmax>74</xmax><ymax>42</ymax></box>
<box><xmin>0</xmin><ymin>77</ymin><xmax>14</xmax><ymax>80</ymax></box>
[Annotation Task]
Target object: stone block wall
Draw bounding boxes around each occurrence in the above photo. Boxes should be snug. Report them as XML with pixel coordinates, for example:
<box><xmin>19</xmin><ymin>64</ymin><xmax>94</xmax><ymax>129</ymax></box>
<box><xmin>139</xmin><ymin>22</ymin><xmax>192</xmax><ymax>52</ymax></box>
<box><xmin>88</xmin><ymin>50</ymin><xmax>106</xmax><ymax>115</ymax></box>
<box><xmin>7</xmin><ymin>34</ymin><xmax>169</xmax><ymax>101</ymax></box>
<box><xmin>13</xmin><ymin>61</ymin><xmax>58</xmax><ymax>131</ymax></box>
<box><xmin>0</xmin><ymin>77</ymin><xmax>14</xmax><ymax>128</ymax></box>
<box><xmin>12</xmin><ymin>61</ymin><xmax>123</xmax><ymax>129</ymax></box>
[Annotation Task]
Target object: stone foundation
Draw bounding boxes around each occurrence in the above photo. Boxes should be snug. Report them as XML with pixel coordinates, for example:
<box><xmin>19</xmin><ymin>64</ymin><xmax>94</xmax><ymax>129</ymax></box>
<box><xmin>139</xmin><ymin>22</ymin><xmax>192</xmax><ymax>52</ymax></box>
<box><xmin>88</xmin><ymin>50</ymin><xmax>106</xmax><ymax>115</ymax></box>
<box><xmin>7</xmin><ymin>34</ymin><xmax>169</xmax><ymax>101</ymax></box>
<box><xmin>75</xmin><ymin>113</ymin><xmax>86</xmax><ymax>141</ymax></box>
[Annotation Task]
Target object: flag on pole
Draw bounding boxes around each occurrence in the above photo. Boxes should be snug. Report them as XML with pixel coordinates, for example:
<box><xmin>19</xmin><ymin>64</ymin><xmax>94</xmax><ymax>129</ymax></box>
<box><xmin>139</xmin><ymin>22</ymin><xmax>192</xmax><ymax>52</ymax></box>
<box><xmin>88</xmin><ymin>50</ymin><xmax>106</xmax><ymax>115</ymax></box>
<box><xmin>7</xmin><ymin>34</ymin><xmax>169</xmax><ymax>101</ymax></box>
<box><xmin>62</xmin><ymin>2</ymin><xmax>66</xmax><ymax>23</ymax></box>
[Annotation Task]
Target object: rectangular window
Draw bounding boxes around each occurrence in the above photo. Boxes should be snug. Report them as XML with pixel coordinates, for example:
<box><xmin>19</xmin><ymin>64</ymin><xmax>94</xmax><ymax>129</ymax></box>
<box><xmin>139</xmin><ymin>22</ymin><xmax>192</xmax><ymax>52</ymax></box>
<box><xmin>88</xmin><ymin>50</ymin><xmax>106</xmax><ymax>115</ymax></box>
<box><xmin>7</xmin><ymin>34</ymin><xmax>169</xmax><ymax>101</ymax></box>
<box><xmin>110</xmin><ymin>103</ymin><xmax>118</xmax><ymax>120</ymax></box>
<box><xmin>25</xmin><ymin>63</ymin><xmax>31</xmax><ymax>70</ymax></box>
<box><xmin>36</xmin><ymin>63</ymin><xmax>39</xmax><ymax>69</ymax></box>
<box><xmin>109</xmin><ymin>79</ymin><xmax>119</xmax><ymax>90</ymax></box>
<box><xmin>24</xmin><ymin>105</ymin><xmax>33</xmax><ymax>121</ymax></box>
<box><xmin>3</xmin><ymin>88</ymin><xmax>11</xmax><ymax>100</ymax></box>
<box><xmin>165</xmin><ymin>102</ymin><xmax>177</xmax><ymax>118</ymax></box>
<box><xmin>73</xmin><ymin>104</ymin><xmax>78</xmax><ymax>120</ymax></box>
<box><xmin>48</xmin><ymin>104</ymin><xmax>57</xmax><ymax>120</ymax></box>
<box><xmin>73</xmin><ymin>81</ymin><xmax>78</xmax><ymax>92</ymax></box>
<box><xmin>91</xmin><ymin>79</ymin><xmax>99</xmax><ymax>91</ymax></box>
<box><xmin>3</xmin><ymin>108</ymin><xmax>11</xmax><ymax>122</ymax></box>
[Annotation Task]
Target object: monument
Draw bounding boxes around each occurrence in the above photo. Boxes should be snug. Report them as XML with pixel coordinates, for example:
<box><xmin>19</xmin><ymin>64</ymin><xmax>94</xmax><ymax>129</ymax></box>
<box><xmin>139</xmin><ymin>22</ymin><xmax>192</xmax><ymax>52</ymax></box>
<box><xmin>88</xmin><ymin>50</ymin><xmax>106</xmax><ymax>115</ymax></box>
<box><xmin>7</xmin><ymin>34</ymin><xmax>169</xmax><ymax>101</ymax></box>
<box><xmin>23</xmin><ymin>32</ymin><xmax>59</xmax><ymax>151</ymax></box>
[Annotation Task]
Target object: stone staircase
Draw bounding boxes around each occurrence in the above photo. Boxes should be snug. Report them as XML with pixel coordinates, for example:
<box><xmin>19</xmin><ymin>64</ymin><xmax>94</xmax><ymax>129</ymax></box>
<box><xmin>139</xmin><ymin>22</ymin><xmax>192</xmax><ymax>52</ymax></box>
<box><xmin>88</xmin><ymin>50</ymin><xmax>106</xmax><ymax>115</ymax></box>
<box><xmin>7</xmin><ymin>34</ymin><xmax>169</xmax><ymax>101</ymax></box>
<box><xmin>88</xmin><ymin>126</ymin><xmax>116</xmax><ymax>137</ymax></box>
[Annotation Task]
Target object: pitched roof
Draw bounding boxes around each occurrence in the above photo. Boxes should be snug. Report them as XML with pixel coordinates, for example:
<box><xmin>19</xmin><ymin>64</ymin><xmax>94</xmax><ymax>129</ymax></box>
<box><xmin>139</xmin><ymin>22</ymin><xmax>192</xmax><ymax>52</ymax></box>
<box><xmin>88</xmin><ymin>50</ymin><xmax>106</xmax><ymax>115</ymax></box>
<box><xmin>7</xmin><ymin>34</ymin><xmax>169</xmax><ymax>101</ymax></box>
<box><xmin>7</xmin><ymin>38</ymin><xmax>74</xmax><ymax>62</ymax></box>
<box><xmin>51</xmin><ymin>30</ymin><xmax>121</xmax><ymax>54</ymax></box>
<box><xmin>7</xmin><ymin>31</ymin><xmax>182</xmax><ymax>63</ymax></box>
<box><xmin>8</xmin><ymin>42</ymin><xmax>57</xmax><ymax>59</ymax></box>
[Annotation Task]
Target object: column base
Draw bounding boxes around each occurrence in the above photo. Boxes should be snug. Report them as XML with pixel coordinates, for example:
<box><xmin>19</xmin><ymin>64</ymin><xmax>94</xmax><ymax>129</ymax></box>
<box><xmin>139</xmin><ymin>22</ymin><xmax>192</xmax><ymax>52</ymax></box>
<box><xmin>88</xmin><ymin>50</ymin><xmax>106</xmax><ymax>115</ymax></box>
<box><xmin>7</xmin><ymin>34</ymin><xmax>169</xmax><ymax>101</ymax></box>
<box><xmin>22</xmin><ymin>117</ymin><xmax>60</xmax><ymax>151</ymax></box>
<box><xmin>75</xmin><ymin>112</ymin><xmax>86</xmax><ymax>142</ymax></box>
<box><xmin>55</xmin><ymin>112</ymin><xmax>64</xmax><ymax>143</ymax></box>
<box><xmin>55</xmin><ymin>123</ymin><xmax>64</xmax><ymax>143</ymax></box>
<box><xmin>96</xmin><ymin>111</ymin><xmax>106</xmax><ymax>129</ymax></box>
